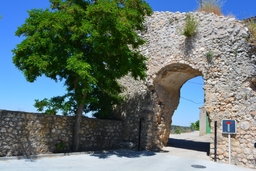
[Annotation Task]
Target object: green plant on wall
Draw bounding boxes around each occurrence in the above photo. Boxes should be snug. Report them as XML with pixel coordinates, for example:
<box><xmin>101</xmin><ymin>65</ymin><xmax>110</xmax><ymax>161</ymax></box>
<box><xmin>234</xmin><ymin>49</ymin><xmax>238</xmax><ymax>58</ymax></box>
<box><xmin>206</xmin><ymin>51</ymin><xmax>214</xmax><ymax>64</ymax></box>
<box><xmin>181</xmin><ymin>13</ymin><xmax>199</xmax><ymax>38</ymax></box>
<box><xmin>245</xmin><ymin>18</ymin><xmax>256</xmax><ymax>44</ymax></box>
<box><xmin>244</xmin><ymin>93</ymin><xmax>248</xmax><ymax>100</ymax></box>
<box><xmin>55</xmin><ymin>139</ymin><xmax>65</xmax><ymax>152</ymax></box>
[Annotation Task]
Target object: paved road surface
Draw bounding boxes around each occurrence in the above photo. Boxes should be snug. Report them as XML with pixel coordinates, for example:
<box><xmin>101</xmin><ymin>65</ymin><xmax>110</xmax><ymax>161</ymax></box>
<box><xmin>1</xmin><ymin>150</ymin><xmax>254</xmax><ymax>171</ymax></box>
<box><xmin>1</xmin><ymin>132</ymin><xmax>255</xmax><ymax>171</ymax></box>
<box><xmin>163</xmin><ymin>131</ymin><xmax>211</xmax><ymax>160</ymax></box>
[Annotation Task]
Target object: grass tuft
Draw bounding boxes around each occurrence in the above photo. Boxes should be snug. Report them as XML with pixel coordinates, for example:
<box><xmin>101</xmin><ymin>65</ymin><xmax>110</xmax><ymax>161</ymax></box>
<box><xmin>244</xmin><ymin>18</ymin><xmax>256</xmax><ymax>44</ymax></box>
<box><xmin>197</xmin><ymin>0</ymin><xmax>225</xmax><ymax>16</ymax></box>
<box><xmin>206</xmin><ymin>51</ymin><xmax>214</xmax><ymax>64</ymax></box>
<box><xmin>181</xmin><ymin>14</ymin><xmax>199</xmax><ymax>38</ymax></box>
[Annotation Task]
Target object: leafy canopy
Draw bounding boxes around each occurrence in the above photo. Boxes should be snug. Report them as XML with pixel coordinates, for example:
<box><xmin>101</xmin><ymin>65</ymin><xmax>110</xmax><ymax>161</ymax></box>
<box><xmin>190</xmin><ymin>120</ymin><xmax>199</xmax><ymax>131</ymax></box>
<box><xmin>13</xmin><ymin>0</ymin><xmax>152</xmax><ymax>118</ymax></box>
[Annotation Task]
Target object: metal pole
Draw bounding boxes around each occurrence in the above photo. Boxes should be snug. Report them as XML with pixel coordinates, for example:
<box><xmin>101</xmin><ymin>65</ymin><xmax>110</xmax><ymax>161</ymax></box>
<box><xmin>227</xmin><ymin>123</ymin><xmax>231</xmax><ymax>164</ymax></box>
<box><xmin>138</xmin><ymin>118</ymin><xmax>143</xmax><ymax>151</ymax></box>
<box><xmin>228</xmin><ymin>133</ymin><xmax>231</xmax><ymax>164</ymax></box>
<box><xmin>214</xmin><ymin>121</ymin><xmax>217</xmax><ymax>162</ymax></box>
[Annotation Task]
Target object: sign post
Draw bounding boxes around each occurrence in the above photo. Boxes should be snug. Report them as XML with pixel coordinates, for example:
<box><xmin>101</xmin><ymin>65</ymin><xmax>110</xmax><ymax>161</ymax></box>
<box><xmin>222</xmin><ymin>120</ymin><xmax>236</xmax><ymax>164</ymax></box>
<box><xmin>227</xmin><ymin>122</ymin><xmax>231</xmax><ymax>164</ymax></box>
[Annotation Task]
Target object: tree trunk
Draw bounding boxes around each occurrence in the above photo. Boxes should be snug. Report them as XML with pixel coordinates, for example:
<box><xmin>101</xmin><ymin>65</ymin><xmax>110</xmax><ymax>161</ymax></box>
<box><xmin>73</xmin><ymin>103</ymin><xmax>85</xmax><ymax>151</ymax></box>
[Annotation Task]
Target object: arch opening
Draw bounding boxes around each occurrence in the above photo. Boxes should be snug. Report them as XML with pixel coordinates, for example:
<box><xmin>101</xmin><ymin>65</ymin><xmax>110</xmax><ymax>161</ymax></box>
<box><xmin>154</xmin><ymin>63</ymin><xmax>205</xmax><ymax>146</ymax></box>
<box><xmin>167</xmin><ymin>75</ymin><xmax>211</xmax><ymax>159</ymax></box>
<box><xmin>172</xmin><ymin>76</ymin><xmax>204</xmax><ymax>129</ymax></box>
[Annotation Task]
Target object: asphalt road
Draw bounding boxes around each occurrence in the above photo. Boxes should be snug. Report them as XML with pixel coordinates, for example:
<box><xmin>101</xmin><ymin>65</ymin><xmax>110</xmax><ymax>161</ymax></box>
<box><xmin>0</xmin><ymin>132</ymin><xmax>255</xmax><ymax>171</ymax></box>
<box><xmin>164</xmin><ymin>131</ymin><xmax>211</xmax><ymax>160</ymax></box>
<box><xmin>0</xmin><ymin>149</ymin><xmax>255</xmax><ymax>171</ymax></box>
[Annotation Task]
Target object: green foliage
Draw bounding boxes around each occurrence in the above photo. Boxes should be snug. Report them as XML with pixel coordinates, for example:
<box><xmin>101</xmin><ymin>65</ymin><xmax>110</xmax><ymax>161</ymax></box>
<box><xmin>85</xmin><ymin>87</ymin><xmax>124</xmax><ymax>119</ymax></box>
<box><xmin>181</xmin><ymin>13</ymin><xmax>199</xmax><ymax>38</ymax></box>
<box><xmin>55</xmin><ymin>139</ymin><xmax>65</xmax><ymax>151</ymax></box>
<box><xmin>34</xmin><ymin>95</ymin><xmax>76</xmax><ymax>115</ymax></box>
<box><xmin>234</xmin><ymin>49</ymin><xmax>238</xmax><ymax>57</ymax></box>
<box><xmin>206</xmin><ymin>51</ymin><xmax>214</xmax><ymax>64</ymax></box>
<box><xmin>244</xmin><ymin>93</ymin><xmax>248</xmax><ymax>100</ymax></box>
<box><xmin>13</xmin><ymin>0</ymin><xmax>153</xmax><ymax>118</ymax></box>
<box><xmin>245</xmin><ymin>18</ymin><xmax>256</xmax><ymax>44</ymax></box>
<box><xmin>190</xmin><ymin>120</ymin><xmax>199</xmax><ymax>131</ymax></box>
<box><xmin>171</xmin><ymin>125</ymin><xmax>191</xmax><ymax>134</ymax></box>
<box><xmin>174</xmin><ymin>127</ymin><xmax>181</xmax><ymax>134</ymax></box>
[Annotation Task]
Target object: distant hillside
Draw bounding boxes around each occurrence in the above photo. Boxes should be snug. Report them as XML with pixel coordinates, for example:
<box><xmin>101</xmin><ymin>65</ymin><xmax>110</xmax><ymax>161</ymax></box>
<box><xmin>170</xmin><ymin>125</ymin><xmax>195</xmax><ymax>134</ymax></box>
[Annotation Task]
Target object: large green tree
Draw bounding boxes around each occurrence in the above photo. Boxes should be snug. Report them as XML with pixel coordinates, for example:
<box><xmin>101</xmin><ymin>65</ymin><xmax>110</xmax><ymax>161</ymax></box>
<box><xmin>12</xmin><ymin>0</ymin><xmax>152</xmax><ymax>151</ymax></box>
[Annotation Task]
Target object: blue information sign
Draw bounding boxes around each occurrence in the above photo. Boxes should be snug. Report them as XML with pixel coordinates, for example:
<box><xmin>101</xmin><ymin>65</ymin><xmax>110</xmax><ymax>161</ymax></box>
<box><xmin>222</xmin><ymin>120</ymin><xmax>236</xmax><ymax>134</ymax></box>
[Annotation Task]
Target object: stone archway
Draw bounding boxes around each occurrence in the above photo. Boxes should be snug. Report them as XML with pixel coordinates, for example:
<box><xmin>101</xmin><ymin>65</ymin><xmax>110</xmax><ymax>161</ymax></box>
<box><xmin>153</xmin><ymin>63</ymin><xmax>202</xmax><ymax>145</ymax></box>
<box><xmin>116</xmin><ymin>11</ymin><xmax>256</xmax><ymax>168</ymax></box>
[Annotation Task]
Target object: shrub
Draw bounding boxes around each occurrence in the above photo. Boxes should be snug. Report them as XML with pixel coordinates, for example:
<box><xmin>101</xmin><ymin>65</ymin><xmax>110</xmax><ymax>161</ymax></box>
<box><xmin>190</xmin><ymin>120</ymin><xmax>199</xmax><ymax>131</ymax></box>
<box><xmin>245</xmin><ymin>18</ymin><xmax>256</xmax><ymax>44</ymax></box>
<box><xmin>174</xmin><ymin>127</ymin><xmax>182</xmax><ymax>134</ymax></box>
<box><xmin>55</xmin><ymin>139</ymin><xmax>65</xmax><ymax>152</ymax></box>
<box><xmin>197</xmin><ymin>0</ymin><xmax>226</xmax><ymax>16</ymax></box>
<box><xmin>186</xmin><ymin>129</ymin><xmax>192</xmax><ymax>133</ymax></box>
<box><xmin>181</xmin><ymin>14</ymin><xmax>199</xmax><ymax>38</ymax></box>
<box><xmin>206</xmin><ymin>51</ymin><xmax>214</xmax><ymax>64</ymax></box>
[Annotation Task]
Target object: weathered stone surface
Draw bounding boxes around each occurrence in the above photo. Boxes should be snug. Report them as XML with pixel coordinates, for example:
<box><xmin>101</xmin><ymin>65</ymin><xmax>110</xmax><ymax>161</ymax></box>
<box><xmin>115</xmin><ymin>12</ymin><xmax>256</xmax><ymax>169</ymax></box>
<box><xmin>0</xmin><ymin>110</ymin><xmax>123</xmax><ymax>156</ymax></box>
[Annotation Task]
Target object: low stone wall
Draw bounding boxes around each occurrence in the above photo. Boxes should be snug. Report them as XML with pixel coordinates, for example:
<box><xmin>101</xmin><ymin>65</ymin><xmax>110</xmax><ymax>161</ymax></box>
<box><xmin>0</xmin><ymin>110</ymin><xmax>123</xmax><ymax>157</ymax></box>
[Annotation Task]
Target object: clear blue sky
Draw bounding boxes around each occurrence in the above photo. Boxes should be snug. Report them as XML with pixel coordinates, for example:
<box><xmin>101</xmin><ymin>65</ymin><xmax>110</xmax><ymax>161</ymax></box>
<box><xmin>0</xmin><ymin>0</ymin><xmax>255</xmax><ymax>126</ymax></box>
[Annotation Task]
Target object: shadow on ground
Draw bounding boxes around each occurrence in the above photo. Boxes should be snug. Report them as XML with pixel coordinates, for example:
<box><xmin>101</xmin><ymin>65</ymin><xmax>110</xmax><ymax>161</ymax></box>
<box><xmin>167</xmin><ymin>138</ymin><xmax>210</xmax><ymax>156</ymax></box>
<box><xmin>89</xmin><ymin>149</ymin><xmax>156</xmax><ymax>159</ymax></box>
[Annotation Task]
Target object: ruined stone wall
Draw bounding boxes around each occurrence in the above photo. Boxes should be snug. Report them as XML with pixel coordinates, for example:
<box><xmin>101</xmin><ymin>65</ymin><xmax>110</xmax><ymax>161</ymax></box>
<box><xmin>118</xmin><ymin>12</ymin><xmax>256</xmax><ymax>168</ymax></box>
<box><xmin>0</xmin><ymin>110</ymin><xmax>123</xmax><ymax>157</ymax></box>
<box><xmin>113</xmin><ymin>76</ymin><xmax>160</xmax><ymax>150</ymax></box>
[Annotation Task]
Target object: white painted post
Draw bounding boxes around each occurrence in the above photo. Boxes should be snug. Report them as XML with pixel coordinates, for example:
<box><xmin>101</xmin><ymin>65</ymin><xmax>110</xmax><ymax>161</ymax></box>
<box><xmin>228</xmin><ymin>133</ymin><xmax>231</xmax><ymax>164</ymax></box>
<box><xmin>227</xmin><ymin>124</ymin><xmax>231</xmax><ymax>164</ymax></box>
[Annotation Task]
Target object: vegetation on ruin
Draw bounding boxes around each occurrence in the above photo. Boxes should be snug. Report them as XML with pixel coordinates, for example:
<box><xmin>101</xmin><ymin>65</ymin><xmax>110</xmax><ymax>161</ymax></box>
<box><xmin>206</xmin><ymin>51</ymin><xmax>214</xmax><ymax>64</ymax></box>
<box><xmin>244</xmin><ymin>18</ymin><xmax>256</xmax><ymax>44</ymax></box>
<box><xmin>197</xmin><ymin>0</ymin><xmax>225</xmax><ymax>16</ymax></box>
<box><xmin>181</xmin><ymin>13</ymin><xmax>199</xmax><ymax>38</ymax></box>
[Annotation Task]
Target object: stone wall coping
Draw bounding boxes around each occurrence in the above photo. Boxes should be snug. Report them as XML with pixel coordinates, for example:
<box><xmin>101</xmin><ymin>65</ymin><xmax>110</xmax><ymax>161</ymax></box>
<box><xmin>0</xmin><ymin>109</ymin><xmax>123</xmax><ymax>122</ymax></box>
